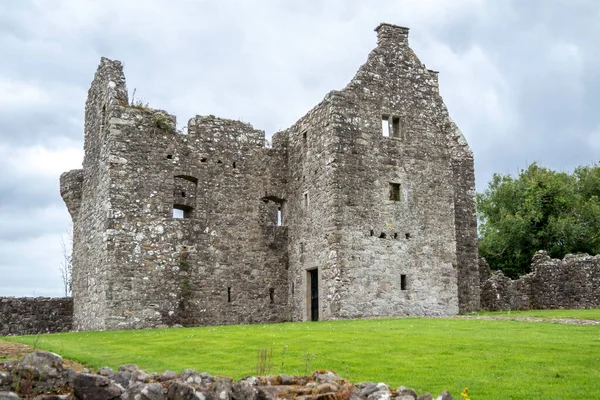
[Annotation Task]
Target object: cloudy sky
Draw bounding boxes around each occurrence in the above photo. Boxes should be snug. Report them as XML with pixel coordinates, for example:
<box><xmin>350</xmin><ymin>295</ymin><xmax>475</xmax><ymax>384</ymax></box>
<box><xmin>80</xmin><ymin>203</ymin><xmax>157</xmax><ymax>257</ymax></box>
<box><xmin>1</xmin><ymin>0</ymin><xmax>599</xmax><ymax>297</ymax></box>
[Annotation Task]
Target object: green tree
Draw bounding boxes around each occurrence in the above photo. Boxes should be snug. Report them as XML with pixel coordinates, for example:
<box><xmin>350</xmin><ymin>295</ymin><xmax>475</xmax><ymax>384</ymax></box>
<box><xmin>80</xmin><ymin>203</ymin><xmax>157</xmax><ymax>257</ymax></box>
<box><xmin>477</xmin><ymin>162</ymin><xmax>600</xmax><ymax>278</ymax></box>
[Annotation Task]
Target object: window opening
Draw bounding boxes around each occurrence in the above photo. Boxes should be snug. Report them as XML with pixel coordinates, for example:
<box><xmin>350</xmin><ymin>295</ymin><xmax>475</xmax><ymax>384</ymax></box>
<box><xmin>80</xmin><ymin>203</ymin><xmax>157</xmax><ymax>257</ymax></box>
<box><xmin>393</xmin><ymin>233</ymin><xmax>398</xmax><ymax>240</ymax></box>
<box><xmin>303</xmin><ymin>192</ymin><xmax>309</xmax><ymax>208</ymax></box>
<box><xmin>392</xmin><ymin>117</ymin><xmax>401</xmax><ymax>138</ymax></box>
<box><xmin>201</xmin><ymin>158</ymin><xmax>207</xmax><ymax>162</ymax></box>
<box><xmin>166</xmin><ymin>154</ymin><xmax>173</xmax><ymax>159</ymax></box>
<box><xmin>172</xmin><ymin>204</ymin><xmax>193</xmax><ymax>219</ymax></box>
<box><xmin>303</xmin><ymin>130</ymin><xmax>307</xmax><ymax>144</ymax></box>
<box><xmin>233</xmin><ymin>162</ymin><xmax>237</xmax><ymax>168</ymax></box>
<box><xmin>400</xmin><ymin>275</ymin><xmax>407</xmax><ymax>290</ymax></box>
<box><xmin>379</xmin><ymin>232</ymin><xmax>386</xmax><ymax>239</ymax></box>
<box><xmin>370</xmin><ymin>230</ymin><xmax>374</xmax><ymax>237</ymax></box>
<box><xmin>181</xmin><ymin>191</ymin><xmax>186</xmax><ymax>197</ymax></box>
<box><xmin>381</xmin><ymin>116</ymin><xmax>390</xmax><ymax>137</ymax></box>
<box><xmin>217</xmin><ymin>160</ymin><xmax>222</xmax><ymax>164</ymax></box>
<box><xmin>269</xmin><ymin>288</ymin><xmax>274</xmax><ymax>304</ymax></box>
<box><xmin>389</xmin><ymin>183</ymin><xmax>401</xmax><ymax>201</ymax></box>
<box><xmin>300</xmin><ymin>242</ymin><xmax>304</xmax><ymax>253</ymax></box>
<box><xmin>277</xmin><ymin>207</ymin><xmax>282</xmax><ymax>226</ymax></box>
<box><xmin>227</xmin><ymin>287</ymin><xmax>231</xmax><ymax>302</ymax></box>
<box><xmin>405</xmin><ymin>233</ymin><xmax>411</xmax><ymax>240</ymax></box>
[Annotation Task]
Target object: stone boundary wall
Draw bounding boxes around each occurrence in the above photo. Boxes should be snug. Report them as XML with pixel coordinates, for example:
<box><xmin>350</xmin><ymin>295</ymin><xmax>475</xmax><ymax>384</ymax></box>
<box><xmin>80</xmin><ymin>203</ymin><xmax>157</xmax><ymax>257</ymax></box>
<box><xmin>0</xmin><ymin>297</ymin><xmax>73</xmax><ymax>336</ymax></box>
<box><xmin>480</xmin><ymin>251</ymin><xmax>600</xmax><ymax>311</ymax></box>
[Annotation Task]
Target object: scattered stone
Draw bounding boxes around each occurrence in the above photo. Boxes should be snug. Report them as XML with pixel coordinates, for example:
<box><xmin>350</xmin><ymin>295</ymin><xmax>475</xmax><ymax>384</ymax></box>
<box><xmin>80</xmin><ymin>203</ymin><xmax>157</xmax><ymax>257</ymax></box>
<box><xmin>0</xmin><ymin>392</ymin><xmax>20</xmax><ymax>400</ymax></box>
<box><xmin>166</xmin><ymin>382</ymin><xmax>196</xmax><ymax>400</ymax></box>
<box><xmin>73</xmin><ymin>373</ymin><xmax>123</xmax><ymax>400</ymax></box>
<box><xmin>211</xmin><ymin>379</ymin><xmax>233</xmax><ymax>400</ymax></box>
<box><xmin>435</xmin><ymin>391</ymin><xmax>453</xmax><ymax>400</ymax></box>
<box><xmin>96</xmin><ymin>368</ymin><xmax>114</xmax><ymax>378</ymax></box>
<box><xmin>417</xmin><ymin>394</ymin><xmax>433</xmax><ymax>400</ymax></box>
<box><xmin>179</xmin><ymin>370</ymin><xmax>214</xmax><ymax>389</ymax></box>
<box><xmin>396</xmin><ymin>386</ymin><xmax>418</xmax><ymax>399</ymax></box>
<box><xmin>157</xmin><ymin>371</ymin><xmax>178</xmax><ymax>382</ymax></box>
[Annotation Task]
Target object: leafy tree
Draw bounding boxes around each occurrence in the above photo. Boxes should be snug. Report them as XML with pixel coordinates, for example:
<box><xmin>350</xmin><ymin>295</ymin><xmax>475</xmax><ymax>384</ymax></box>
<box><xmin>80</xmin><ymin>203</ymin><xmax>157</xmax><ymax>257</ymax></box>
<box><xmin>477</xmin><ymin>162</ymin><xmax>600</xmax><ymax>278</ymax></box>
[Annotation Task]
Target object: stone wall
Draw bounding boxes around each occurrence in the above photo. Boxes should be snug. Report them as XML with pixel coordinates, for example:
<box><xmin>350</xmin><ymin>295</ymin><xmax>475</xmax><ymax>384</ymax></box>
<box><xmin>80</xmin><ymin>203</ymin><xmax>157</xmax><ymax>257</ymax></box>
<box><xmin>0</xmin><ymin>298</ymin><xmax>72</xmax><ymax>336</ymax></box>
<box><xmin>480</xmin><ymin>251</ymin><xmax>600</xmax><ymax>311</ymax></box>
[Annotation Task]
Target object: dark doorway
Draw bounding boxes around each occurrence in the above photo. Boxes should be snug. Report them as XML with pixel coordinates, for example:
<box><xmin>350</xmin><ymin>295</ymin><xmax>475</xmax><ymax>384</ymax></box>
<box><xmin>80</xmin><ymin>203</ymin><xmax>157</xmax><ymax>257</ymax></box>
<box><xmin>308</xmin><ymin>269</ymin><xmax>319</xmax><ymax>321</ymax></box>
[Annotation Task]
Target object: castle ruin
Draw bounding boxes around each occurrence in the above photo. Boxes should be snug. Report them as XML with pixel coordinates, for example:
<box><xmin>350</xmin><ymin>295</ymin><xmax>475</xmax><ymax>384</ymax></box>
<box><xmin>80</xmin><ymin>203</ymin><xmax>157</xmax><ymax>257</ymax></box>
<box><xmin>60</xmin><ymin>23</ymin><xmax>479</xmax><ymax>331</ymax></box>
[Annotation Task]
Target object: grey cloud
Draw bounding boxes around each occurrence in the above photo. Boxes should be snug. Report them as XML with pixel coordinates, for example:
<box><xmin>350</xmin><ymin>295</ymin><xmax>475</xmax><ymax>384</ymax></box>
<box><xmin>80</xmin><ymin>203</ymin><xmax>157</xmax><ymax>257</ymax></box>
<box><xmin>1</xmin><ymin>0</ymin><xmax>599</xmax><ymax>295</ymax></box>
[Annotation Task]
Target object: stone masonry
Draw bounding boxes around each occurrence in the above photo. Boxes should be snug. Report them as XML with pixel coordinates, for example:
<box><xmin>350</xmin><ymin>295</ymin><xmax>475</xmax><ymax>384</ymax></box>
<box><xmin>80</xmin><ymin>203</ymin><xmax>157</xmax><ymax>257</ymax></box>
<box><xmin>0</xmin><ymin>298</ymin><xmax>72</xmax><ymax>336</ymax></box>
<box><xmin>480</xmin><ymin>251</ymin><xmax>600</xmax><ymax>311</ymax></box>
<box><xmin>60</xmin><ymin>23</ymin><xmax>479</xmax><ymax>331</ymax></box>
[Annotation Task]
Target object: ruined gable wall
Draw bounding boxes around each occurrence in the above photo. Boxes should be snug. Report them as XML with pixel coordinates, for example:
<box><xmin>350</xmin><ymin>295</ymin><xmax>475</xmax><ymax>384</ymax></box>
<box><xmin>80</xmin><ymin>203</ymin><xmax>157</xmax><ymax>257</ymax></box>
<box><xmin>91</xmin><ymin>85</ymin><xmax>289</xmax><ymax>330</ymax></box>
<box><xmin>319</xmin><ymin>24</ymin><xmax>460</xmax><ymax>318</ymax></box>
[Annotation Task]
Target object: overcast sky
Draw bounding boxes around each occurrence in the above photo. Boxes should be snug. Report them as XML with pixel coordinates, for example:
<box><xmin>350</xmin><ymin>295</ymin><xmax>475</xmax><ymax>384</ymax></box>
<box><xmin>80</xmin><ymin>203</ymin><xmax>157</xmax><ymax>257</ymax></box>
<box><xmin>1</xmin><ymin>0</ymin><xmax>599</xmax><ymax>297</ymax></box>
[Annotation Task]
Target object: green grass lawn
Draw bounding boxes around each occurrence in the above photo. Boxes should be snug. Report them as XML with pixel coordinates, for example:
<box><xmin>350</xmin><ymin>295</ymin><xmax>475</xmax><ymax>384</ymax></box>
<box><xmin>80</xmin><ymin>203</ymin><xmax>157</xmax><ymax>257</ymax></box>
<box><xmin>476</xmin><ymin>308</ymin><xmax>600</xmax><ymax>320</ymax></box>
<box><xmin>3</xmin><ymin>315</ymin><xmax>600</xmax><ymax>400</ymax></box>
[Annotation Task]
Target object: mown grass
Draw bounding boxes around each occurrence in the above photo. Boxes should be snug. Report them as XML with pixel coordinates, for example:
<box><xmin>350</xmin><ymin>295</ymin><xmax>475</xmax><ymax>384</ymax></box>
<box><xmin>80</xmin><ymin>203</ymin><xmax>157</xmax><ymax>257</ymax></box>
<box><xmin>3</xmin><ymin>315</ymin><xmax>600</xmax><ymax>400</ymax></box>
<box><xmin>477</xmin><ymin>308</ymin><xmax>600</xmax><ymax>320</ymax></box>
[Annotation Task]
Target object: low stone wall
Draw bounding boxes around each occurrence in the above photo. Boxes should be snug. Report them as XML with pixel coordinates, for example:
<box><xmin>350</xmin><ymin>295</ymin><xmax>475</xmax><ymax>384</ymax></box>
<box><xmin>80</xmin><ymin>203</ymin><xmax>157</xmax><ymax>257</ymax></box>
<box><xmin>0</xmin><ymin>298</ymin><xmax>73</xmax><ymax>336</ymax></box>
<box><xmin>480</xmin><ymin>251</ymin><xmax>600</xmax><ymax>311</ymax></box>
<box><xmin>0</xmin><ymin>351</ymin><xmax>454</xmax><ymax>400</ymax></box>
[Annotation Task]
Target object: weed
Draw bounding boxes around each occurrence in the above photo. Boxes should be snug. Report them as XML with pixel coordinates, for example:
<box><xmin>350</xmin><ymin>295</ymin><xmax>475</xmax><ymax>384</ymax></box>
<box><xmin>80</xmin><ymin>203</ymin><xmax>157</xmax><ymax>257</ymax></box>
<box><xmin>153</xmin><ymin>115</ymin><xmax>174</xmax><ymax>132</ymax></box>
<box><xmin>460</xmin><ymin>387</ymin><xmax>471</xmax><ymax>400</ymax></box>
<box><xmin>256</xmin><ymin>346</ymin><xmax>273</xmax><ymax>376</ymax></box>
<box><xmin>302</xmin><ymin>350</ymin><xmax>315</xmax><ymax>375</ymax></box>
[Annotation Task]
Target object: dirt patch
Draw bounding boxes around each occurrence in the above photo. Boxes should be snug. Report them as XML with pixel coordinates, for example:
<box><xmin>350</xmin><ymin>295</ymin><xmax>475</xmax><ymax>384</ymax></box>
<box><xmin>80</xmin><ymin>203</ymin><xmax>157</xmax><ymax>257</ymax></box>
<box><xmin>456</xmin><ymin>315</ymin><xmax>600</xmax><ymax>325</ymax></box>
<box><xmin>0</xmin><ymin>341</ymin><xmax>88</xmax><ymax>372</ymax></box>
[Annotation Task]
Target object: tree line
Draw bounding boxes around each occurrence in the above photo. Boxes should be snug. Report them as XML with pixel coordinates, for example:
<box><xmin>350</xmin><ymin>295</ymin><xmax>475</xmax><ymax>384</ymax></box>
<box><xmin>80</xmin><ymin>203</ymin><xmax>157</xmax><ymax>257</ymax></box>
<box><xmin>477</xmin><ymin>162</ymin><xmax>600</xmax><ymax>278</ymax></box>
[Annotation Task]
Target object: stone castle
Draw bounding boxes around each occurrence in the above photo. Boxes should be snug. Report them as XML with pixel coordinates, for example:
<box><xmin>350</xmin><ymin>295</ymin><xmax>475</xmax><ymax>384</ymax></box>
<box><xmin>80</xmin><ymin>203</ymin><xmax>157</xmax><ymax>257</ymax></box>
<box><xmin>60</xmin><ymin>23</ymin><xmax>480</xmax><ymax>331</ymax></box>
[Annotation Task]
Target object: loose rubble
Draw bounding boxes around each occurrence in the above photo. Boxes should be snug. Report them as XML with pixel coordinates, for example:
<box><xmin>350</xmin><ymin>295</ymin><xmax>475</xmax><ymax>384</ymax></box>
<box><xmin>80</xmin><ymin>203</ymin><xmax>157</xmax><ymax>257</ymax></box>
<box><xmin>0</xmin><ymin>351</ymin><xmax>453</xmax><ymax>400</ymax></box>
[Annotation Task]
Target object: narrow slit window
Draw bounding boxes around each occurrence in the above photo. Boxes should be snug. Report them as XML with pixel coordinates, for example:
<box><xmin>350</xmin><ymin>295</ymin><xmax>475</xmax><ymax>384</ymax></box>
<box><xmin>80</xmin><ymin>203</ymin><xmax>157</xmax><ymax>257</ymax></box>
<box><xmin>381</xmin><ymin>116</ymin><xmax>390</xmax><ymax>137</ymax></box>
<box><xmin>227</xmin><ymin>287</ymin><xmax>231</xmax><ymax>302</ymax></box>
<box><xmin>400</xmin><ymin>275</ymin><xmax>407</xmax><ymax>290</ymax></box>
<box><xmin>392</xmin><ymin>117</ymin><xmax>401</xmax><ymax>138</ymax></box>
<box><xmin>389</xmin><ymin>183</ymin><xmax>401</xmax><ymax>201</ymax></box>
<box><xmin>303</xmin><ymin>192</ymin><xmax>309</xmax><ymax>208</ymax></box>
<box><xmin>269</xmin><ymin>288</ymin><xmax>274</xmax><ymax>304</ymax></box>
<box><xmin>233</xmin><ymin>162</ymin><xmax>237</xmax><ymax>168</ymax></box>
<box><xmin>300</xmin><ymin>242</ymin><xmax>305</xmax><ymax>253</ymax></box>
<box><xmin>277</xmin><ymin>207</ymin><xmax>282</xmax><ymax>226</ymax></box>
<box><xmin>370</xmin><ymin>229</ymin><xmax>374</xmax><ymax>237</ymax></box>
<box><xmin>302</xmin><ymin>130</ymin><xmax>307</xmax><ymax>144</ymax></box>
